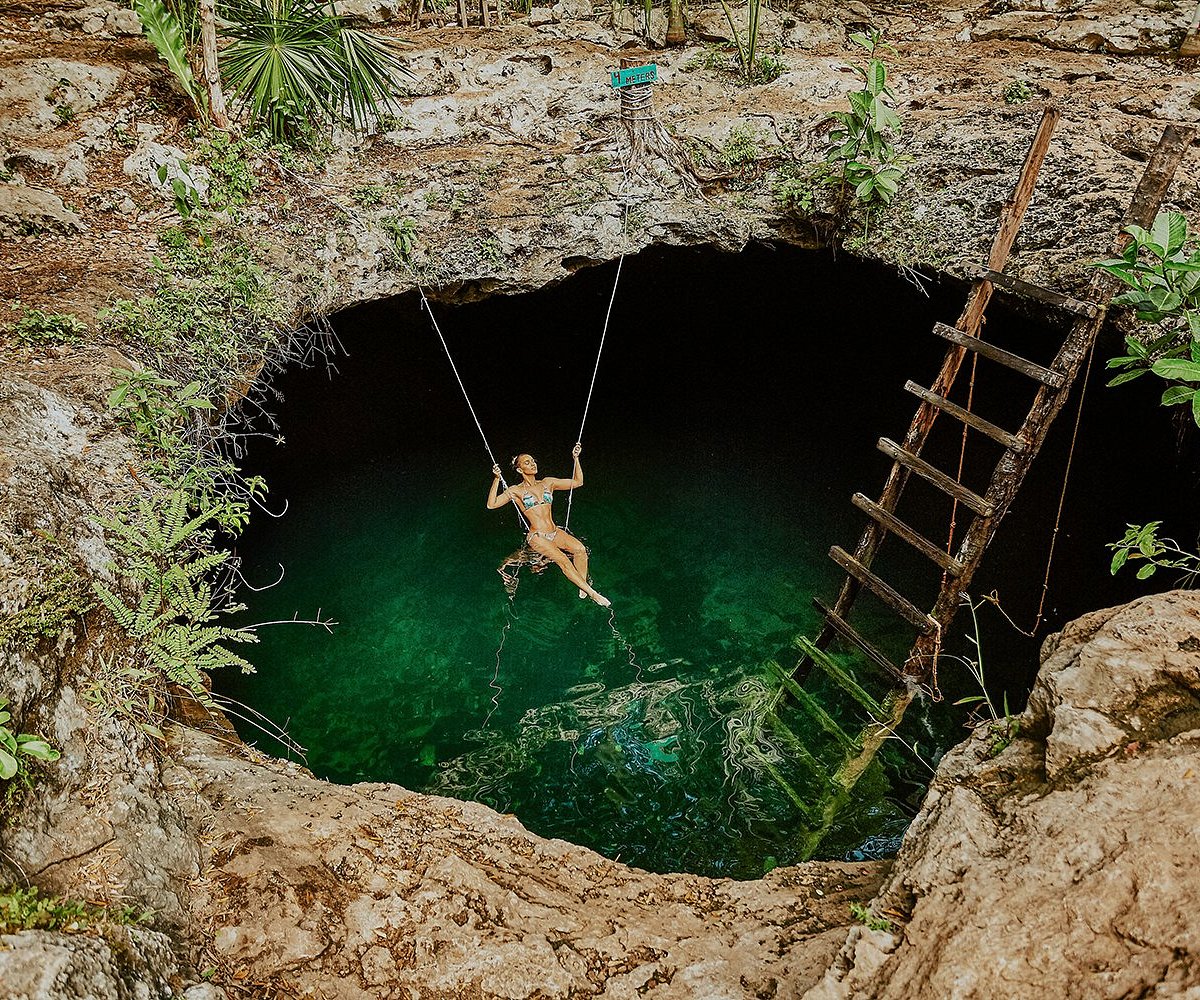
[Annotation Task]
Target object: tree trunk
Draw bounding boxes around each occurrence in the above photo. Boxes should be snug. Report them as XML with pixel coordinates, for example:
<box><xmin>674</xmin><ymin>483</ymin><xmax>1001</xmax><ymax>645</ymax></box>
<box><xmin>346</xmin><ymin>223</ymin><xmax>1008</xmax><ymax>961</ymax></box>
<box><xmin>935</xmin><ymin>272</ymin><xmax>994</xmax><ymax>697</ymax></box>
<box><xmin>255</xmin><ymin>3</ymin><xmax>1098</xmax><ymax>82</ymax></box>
<box><xmin>665</xmin><ymin>0</ymin><xmax>685</xmax><ymax>45</ymax></box>
<box><xmin>199</xmin><ymin>0</ymin><xmax>229</xmax><ymax>128</ymax></box>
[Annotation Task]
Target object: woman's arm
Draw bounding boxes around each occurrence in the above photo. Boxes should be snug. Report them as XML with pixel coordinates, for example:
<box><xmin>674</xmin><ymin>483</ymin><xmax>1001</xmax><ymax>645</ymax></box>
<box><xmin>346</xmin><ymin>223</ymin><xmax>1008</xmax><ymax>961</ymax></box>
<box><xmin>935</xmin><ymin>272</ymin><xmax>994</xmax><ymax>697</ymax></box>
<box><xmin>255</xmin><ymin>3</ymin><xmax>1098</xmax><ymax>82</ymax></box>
<box><xmin>486</xmin><ymin>465</ymin><xmax>512</xmax><ymax>509</ymax></box>
<box><xmin>546</xmin><ymin>443</ymin><xmax>583</xmax><ymax>491</ymax></box>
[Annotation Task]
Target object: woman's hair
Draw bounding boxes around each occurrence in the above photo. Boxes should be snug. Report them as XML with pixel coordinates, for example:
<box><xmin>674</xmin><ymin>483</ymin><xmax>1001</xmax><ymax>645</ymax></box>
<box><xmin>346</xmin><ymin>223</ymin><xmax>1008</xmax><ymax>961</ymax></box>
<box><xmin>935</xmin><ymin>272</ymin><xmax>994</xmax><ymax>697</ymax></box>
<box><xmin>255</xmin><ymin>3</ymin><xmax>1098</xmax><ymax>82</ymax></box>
<box><xmin>510</xmin><ymin>454</ymin><xmax>524</xmax><ymax>472</ymax></box>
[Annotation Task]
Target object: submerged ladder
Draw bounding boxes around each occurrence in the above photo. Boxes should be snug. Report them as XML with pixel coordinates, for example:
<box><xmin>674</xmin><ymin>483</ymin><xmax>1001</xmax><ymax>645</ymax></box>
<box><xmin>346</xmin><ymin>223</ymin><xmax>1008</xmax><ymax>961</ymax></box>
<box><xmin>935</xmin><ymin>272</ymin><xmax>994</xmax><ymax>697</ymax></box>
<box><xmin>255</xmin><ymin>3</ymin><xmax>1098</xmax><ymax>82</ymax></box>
<box><xmin>757</xmin><ymin>113</ymin><xmax>1193</xmax><ymax>854</ymax></box>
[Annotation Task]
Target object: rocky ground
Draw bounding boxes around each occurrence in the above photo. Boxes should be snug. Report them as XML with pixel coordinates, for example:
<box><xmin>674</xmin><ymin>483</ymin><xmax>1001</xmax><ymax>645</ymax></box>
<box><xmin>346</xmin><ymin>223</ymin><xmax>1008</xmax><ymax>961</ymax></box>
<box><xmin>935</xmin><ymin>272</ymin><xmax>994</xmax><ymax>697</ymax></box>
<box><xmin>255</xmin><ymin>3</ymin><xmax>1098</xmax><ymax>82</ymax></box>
<box><xmin>2</xmin><ymin>0</ymin><xmax>1200</xmax><ymax>996</ymax></box>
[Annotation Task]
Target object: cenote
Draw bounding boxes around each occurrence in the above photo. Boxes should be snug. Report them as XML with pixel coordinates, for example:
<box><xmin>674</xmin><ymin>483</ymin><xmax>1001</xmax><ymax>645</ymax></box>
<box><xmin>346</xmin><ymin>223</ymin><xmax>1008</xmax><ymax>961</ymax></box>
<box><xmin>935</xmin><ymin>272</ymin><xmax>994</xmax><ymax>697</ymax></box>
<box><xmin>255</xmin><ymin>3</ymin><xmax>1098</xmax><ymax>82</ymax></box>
<box><xmin>218</xmin><ymin>242</ymin><xmax>1198</xmax><ymax>879</ymax></box>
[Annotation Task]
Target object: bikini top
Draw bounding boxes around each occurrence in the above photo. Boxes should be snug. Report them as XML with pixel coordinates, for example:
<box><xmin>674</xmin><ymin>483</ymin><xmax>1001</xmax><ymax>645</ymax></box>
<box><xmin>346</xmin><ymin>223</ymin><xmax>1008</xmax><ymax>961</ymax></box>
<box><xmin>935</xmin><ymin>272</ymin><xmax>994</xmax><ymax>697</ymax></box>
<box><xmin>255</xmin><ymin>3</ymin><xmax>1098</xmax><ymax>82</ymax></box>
<box><xmin>521</xmin><ymin>487</ymin><xmax>553</xmax><ymax>509</ymax></box>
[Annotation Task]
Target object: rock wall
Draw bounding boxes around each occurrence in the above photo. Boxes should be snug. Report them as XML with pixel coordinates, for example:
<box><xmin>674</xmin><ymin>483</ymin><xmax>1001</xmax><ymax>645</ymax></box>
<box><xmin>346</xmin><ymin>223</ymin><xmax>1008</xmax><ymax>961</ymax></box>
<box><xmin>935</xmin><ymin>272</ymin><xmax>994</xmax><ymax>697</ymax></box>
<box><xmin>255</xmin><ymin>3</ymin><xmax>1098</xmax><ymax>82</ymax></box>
<box><xmin>2</xmin><ymin>0</ymin><xmax>1200</xmax><ymax>996</ymax></box>
<box><xmin>805</xmin><ymin>591</ymin><xmax>1200</xmax><ymax>999</ymax></box>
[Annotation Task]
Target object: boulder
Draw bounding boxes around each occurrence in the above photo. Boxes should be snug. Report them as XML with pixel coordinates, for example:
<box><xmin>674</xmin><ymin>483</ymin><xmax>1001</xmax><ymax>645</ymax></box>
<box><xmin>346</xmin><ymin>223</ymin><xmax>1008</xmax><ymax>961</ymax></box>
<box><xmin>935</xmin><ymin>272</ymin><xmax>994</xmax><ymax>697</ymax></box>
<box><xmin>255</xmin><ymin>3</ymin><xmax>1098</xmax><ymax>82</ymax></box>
<box><xmin>0</xmin><ymin>184</ymin><xmax>83</xmax><ymax>237</ymax></box>
<box><xmin>804</xmin><ymin>591</ymin><xmax>1200</xmax><ymax>999</ymax></box>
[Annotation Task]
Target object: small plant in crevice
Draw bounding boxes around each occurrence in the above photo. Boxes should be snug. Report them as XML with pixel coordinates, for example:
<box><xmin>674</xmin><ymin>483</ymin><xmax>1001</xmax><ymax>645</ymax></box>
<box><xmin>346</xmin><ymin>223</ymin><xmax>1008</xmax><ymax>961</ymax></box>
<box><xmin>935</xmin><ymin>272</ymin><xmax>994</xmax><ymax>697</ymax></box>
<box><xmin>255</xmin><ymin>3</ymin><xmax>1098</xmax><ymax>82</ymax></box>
<box><xmin>382</xmin><ymin>215</ymin><xmax>419</xmax><ymax>266</ymax></box>
<box><xmin>1003</xmin><ymin>79</ymin><xmax>1034</xmax><ymax>105</ymax></box>
<box><xmin>0</xmin><ymin>530</ymin><xmax>94</xmax><ymax>654</ymax></box>
<box><xmin>0</xmin><ymin>697</ymin><xmax>59</xmax><ymax>805</ymax></box>
<box><xmin>0</xmin><ymin>886</ymin><xmax>152</xmax><ymax>934</ymax></box>
<box><xmin>1107</xmin><ymin>521</ymin><xmax>1200</xmax><ymax>587</ymax></box>
<box><xmin>825</xmin><ymin>29</ymin><xmax>909</xmax><ymax>208</ymax></box>
<box><xmin>850</xmin><ymin>902</ymin><xmax>896</xmax><ymax>933</ymax></box>
<box><xmin>946</xmin><ymin>594</ymin><xmax>1021</xmax><ymax>760</ymax></box>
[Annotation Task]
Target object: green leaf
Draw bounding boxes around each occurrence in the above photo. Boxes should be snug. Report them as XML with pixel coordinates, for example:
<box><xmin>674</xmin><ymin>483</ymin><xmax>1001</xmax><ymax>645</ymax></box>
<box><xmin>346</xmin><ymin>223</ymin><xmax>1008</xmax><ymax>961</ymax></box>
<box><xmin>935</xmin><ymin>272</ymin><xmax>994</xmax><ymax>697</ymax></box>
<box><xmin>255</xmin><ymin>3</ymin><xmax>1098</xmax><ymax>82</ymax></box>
<box><xmin>132</xmin><ymin>0</ymin><xmax>202</xmax><ymax>108</ymax></box>
<box><xmin>1161</xmin><ymin>385</ymin><xmax>1194</xmax><ymax>406</ymax></box>
<box><xmin>1152</xmin><ymin>358</ymin><xmax>1200</xmax><ymax>382</ymax></box>
<box><xmin>1192</xmin><ymin>388</ymin><xmax>1200</xmax><ymax>428</ymax></box>
<box><xmin>1164</xmin><ymin>211</ymin><xmax>1188</xmax><ymax>256</ymax></box>
<box><xmin>0</xmin><ymin>746</ymin><xmax>17</xmax><ymax>781</ymax></box>
<box><xmin>1107</xmin><ymin>369</ymin><xmax>1148</xmax><ymax>387</ymax></box>
<box><xmin>1136</xmin><ymin>563</ymin><xmax>1157</xmax><ymax>580</ymax></box>
<box><xmin>1150</xmin><ymin>212</ymin><xmax>1174</xmax><ymax>258</ymax></box>
<box><xmin>1110</xmin><ymin>549</ymin><xmax>1129</xmax><ymax>575</ymax></box>
<box><xmin>953</xmin><ymin>696</ymin><xmax>985</xmax><ymax>706</ymax></box>
<box><xmin>866</xmin><ymin>58</ymin><xmax>886</xmax><ymax>95</ymax></box>
<box><xmin>17</xmin><ymin>739</ymin><xmax>59</xmax><ymax>762</ymax></box>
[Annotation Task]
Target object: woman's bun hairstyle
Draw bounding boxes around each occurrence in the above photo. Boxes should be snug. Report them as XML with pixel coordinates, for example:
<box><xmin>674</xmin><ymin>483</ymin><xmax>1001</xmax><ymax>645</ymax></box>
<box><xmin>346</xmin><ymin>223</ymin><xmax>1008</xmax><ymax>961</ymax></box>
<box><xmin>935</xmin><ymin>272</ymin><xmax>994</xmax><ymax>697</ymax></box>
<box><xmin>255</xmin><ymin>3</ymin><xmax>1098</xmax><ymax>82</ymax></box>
<box><xmin>510</xmin><ymin>455</ymin><xmax>522</xmax><ymax>472</ymax></box>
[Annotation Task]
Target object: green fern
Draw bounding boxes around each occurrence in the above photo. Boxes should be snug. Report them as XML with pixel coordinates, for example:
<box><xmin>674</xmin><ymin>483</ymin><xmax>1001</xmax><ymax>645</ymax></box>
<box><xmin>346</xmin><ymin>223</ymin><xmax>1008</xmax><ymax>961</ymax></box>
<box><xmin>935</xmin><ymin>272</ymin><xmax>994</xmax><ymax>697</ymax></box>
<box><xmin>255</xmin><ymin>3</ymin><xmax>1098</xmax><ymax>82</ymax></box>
<box><xmin>93</xmin><ymin>489</ymin><xmax>256</xmax><ymax>713</ymax></box>
<box><xmin>133</xmin><ymin>0</ymin><xmax>204</xmax><ymax>111</ymax></box>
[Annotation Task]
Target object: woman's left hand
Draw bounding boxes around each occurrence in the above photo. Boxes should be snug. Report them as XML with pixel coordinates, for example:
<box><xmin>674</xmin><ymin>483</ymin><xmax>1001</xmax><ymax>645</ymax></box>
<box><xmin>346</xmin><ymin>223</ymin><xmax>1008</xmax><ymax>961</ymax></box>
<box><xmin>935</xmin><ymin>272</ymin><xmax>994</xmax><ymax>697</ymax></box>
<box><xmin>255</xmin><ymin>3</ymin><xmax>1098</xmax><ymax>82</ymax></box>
<box><xmin>572</xmin><ymin>442</ymin><xmax>582</xmax><ymax>458</ymax></box>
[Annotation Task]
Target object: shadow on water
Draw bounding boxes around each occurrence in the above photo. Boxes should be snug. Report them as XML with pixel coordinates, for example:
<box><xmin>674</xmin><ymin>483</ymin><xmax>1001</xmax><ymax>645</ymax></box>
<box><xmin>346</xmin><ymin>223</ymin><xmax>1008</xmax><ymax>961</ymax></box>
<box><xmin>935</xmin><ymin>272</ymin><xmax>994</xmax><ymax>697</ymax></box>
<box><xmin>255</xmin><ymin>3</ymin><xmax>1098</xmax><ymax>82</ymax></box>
<box><xmin>218</xmin><ymin>242</ymin><xmax>1199</xmax><ymax>878</ymax></box>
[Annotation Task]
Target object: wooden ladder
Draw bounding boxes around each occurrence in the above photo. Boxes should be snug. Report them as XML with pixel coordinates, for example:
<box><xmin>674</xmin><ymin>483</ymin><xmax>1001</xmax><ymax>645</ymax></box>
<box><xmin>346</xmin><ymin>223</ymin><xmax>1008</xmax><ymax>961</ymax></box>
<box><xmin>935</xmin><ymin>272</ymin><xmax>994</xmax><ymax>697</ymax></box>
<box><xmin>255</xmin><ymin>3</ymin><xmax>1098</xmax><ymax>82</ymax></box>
<box><xmin>796</xmin><ymin>113</ymin><xmax>1193</xmax><ymax>704</ymax></box>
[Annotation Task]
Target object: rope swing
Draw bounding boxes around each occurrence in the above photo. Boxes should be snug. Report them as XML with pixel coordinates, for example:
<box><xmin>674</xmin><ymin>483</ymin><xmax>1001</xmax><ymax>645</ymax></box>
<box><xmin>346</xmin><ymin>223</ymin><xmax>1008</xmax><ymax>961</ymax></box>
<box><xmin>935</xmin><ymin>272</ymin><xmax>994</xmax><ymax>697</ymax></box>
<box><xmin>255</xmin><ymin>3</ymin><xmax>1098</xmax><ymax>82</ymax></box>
<box><xmin>421</xmin><ymin>196</ymin><xmax>632</xmax><ymax>593</ymax></box>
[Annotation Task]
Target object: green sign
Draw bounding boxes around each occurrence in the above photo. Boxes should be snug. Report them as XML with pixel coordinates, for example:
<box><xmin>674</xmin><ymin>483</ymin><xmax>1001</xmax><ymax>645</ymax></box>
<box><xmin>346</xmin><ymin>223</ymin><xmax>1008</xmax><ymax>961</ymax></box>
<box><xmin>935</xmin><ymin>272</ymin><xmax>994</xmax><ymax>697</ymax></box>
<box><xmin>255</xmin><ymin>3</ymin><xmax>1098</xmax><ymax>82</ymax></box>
<box><xmin>610</xmin><ymin>63</ymin><xmax>657</xmax><ymax>88</ymax></box>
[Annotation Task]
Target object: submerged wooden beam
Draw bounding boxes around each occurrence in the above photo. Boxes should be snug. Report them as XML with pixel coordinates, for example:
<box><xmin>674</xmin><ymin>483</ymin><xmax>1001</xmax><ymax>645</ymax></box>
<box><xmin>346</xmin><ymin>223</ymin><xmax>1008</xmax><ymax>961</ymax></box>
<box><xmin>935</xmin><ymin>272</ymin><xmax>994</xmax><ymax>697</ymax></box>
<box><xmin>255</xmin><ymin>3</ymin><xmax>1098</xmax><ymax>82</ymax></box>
<box><xmin>828</xmin><ymin>546</ymin><xmax>937</xmax><ymax>634</ymax></box>
<box><xmin>813</xmin><ymin>596</ymin><xmax>905</xmax><ymax>681</ymax></box>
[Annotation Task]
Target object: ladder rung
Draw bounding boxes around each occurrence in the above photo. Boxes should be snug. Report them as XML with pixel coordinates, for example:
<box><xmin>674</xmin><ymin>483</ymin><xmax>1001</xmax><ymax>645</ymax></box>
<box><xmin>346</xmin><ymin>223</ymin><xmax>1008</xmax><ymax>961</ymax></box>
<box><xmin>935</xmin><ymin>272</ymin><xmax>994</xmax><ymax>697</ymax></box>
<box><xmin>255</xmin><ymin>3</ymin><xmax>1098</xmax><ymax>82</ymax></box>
<box><xmin>812</xmin><ymin>597</ymin><xmax>905</xmax><ymax>683</ymax></box>
<box><xmin>755</xmin><ymin>754</ymin><xmax>826</xmax><ymax>825</ymax></box>
<box><xmin>828</xmin><ymin>545</ymin><xmax>938</xmax><ymax>634</ymax></box>
<box><xmin>851</xmin><ymin>493</ymin><xmax>965</xmax><ymax>576</ymax></box>
<box><xmin>970</xmin><ymin>265</ymin><xmax>1101</xmax><ymax>319</ymax></box>
<box><xmin>877</xmin><ymin>438</ymin><xmax>995</xmax><ymax>517</ymax></box>
<box><xmin>931</xmin><ymin>322</ymin><xmax>1065</xmax><ymax>389</ymax></box>
<box><xmin>793</xmin><ymin>635</ymin><xmax>885</xmax><ymax>717</ymax></box>
<box><xmin>904</xmin><ymin>381</ymin><xmax>1026</xmax><ymax>452</ymax></box>
<box><xmin>766</xmin><ymin>659</ymin><xmax>856</xmax><ymax>749</ymax></box>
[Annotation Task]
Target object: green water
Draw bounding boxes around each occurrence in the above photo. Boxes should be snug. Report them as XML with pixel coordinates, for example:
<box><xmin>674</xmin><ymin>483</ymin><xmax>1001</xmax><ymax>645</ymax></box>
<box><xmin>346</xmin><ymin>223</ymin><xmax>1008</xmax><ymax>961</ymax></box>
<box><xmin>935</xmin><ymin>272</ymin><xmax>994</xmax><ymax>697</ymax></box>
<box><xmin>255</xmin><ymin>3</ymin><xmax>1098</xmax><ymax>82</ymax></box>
<box><xmin>218</xmin><ymin>244</ymin><xmax>1197</xmax><ymax>878</ymax></box>
<box><xmin>224</xmin><ymin>443</ymin><xmax>921</xmax><ymax>877</ymax></box>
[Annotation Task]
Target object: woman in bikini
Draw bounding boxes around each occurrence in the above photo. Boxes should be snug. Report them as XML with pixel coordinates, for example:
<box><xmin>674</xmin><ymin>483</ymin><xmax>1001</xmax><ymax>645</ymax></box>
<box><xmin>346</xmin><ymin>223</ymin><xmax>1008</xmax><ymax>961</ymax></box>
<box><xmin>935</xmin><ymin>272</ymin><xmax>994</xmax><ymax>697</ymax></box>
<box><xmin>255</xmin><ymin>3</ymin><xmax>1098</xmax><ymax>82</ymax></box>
<box><xmin>486</xmin><ymin>443</ymin><xmax>610</xmax><ymax>607</ymax></box>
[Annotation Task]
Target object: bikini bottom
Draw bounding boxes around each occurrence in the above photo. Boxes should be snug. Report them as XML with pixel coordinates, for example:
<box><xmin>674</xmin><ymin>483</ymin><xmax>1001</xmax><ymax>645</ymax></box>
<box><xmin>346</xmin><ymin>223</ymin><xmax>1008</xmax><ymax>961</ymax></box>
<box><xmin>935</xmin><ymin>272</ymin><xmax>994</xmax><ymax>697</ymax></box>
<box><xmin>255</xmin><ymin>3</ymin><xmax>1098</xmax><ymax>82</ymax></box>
<box><xmin>527</xmin><ymin>529</ymin><xmax>558</xmax><ymax>543</ymax></box>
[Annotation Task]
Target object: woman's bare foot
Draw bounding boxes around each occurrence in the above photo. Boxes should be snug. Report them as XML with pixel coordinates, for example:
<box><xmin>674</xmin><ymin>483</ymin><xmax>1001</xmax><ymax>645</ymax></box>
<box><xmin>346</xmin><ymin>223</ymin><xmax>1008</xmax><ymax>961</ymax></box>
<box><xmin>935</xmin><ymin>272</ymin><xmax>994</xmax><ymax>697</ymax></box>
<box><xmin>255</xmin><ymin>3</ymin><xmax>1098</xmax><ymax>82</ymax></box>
<box><xmin>579</xmin><ymin>588</ymin><xmax>588</xmax><ymax>599</ymax></box>
<box><xmin>590</xmin><ymin>591</ymin><xmax>611</xmax><ymax>608</ymax></box>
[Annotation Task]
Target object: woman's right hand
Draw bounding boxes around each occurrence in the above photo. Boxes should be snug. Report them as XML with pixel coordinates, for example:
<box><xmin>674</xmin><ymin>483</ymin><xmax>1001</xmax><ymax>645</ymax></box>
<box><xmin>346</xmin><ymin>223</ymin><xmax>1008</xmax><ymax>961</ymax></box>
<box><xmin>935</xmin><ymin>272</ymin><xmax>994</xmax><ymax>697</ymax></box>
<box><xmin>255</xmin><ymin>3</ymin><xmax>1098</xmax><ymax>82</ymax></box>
<box><xmin>492</xmin><ymin>464</ymin><xmax>501</xmax><ymax>477</ymax></box>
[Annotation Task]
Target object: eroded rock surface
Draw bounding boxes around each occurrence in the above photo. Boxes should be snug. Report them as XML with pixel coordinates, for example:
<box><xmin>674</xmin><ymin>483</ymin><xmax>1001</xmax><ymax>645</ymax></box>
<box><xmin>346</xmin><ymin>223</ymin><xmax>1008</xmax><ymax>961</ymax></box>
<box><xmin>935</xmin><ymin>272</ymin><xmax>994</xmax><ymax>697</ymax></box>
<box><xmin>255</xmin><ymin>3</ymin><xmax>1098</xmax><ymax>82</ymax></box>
<box><xmin>806</xmin><ymin>591</ymin><xmax>1200</xmax><ymax>1000</ymax></box>
<box><xmin>164</xmin><ymin>728</ymin><xmax>884</xmax><ymax>998</ymax></box>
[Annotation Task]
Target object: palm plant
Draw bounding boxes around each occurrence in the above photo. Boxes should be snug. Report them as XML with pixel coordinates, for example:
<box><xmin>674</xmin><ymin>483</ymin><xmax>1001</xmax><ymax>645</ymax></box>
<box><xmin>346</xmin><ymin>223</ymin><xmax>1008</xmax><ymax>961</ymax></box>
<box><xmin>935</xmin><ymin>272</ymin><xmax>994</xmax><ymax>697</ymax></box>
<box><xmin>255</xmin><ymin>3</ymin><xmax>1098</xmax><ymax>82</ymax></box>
<box><xmin>219</xmin><ymin>0</ymin><xmax>412</xmax><ymax>139</ymax></box>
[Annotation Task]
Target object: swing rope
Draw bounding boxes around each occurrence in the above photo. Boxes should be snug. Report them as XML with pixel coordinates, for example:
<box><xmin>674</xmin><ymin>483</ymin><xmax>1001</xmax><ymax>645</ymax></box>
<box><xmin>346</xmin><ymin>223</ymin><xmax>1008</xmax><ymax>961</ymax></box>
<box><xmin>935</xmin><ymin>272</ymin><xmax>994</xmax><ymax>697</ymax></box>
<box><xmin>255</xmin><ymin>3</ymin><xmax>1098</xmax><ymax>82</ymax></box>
<box><xmin>417</xmin><ymin>287</ymin><xmax>531</xmax><ymax>532</ymax></box>
<box><xmin>566</xmin><ymin>195</ymin><xmax>631</xmax><ymax>531</ymax></box>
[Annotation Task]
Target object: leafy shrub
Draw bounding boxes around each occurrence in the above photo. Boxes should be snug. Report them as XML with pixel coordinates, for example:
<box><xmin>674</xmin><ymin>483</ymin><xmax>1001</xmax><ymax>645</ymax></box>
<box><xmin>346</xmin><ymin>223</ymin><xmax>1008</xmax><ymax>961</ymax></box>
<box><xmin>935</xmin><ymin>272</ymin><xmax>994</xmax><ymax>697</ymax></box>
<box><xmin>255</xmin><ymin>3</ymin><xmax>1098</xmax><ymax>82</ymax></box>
<box><xmin>0</xmin><ymin>886</ymin><xmax>151</xmax><ymax>933</ymax></box>
<box><xmin>1098</xmin><ymin>211</ymin><xmax>1200</xmax><ymax>424</ymax></box>
<box><xmin>93</xmin><ymin>490</ymin><xmax>257</xmax><ymax>710</ymax></box>
<box><xmin>4</xmin><ymin>306</ymin><xmax>87</xmax><ymax>347</ymax></box>
<box><xmin>1108</xmin><ymin>521</ymin><xmax>1200</xmax><ymax>585</ymax></box>
<box><xmin>825</xmin><ymin>30</ymin><xmax>909</xmax><ymax>206</ymax></box>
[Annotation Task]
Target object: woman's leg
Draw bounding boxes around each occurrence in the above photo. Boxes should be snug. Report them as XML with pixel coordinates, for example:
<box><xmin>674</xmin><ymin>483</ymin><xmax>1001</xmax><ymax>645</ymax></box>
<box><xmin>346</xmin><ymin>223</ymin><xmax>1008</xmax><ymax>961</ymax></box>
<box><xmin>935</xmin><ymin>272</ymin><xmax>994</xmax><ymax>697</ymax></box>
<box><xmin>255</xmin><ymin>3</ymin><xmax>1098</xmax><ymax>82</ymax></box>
<box><xmin>555</xmin><ymin>530</ymin><xmax>590</xmax><ymax>598</ymax></box>
<box><xmin>527</xmin><ymin>534</ymin><xmax>609</xmax><ymax>607</ymax></box>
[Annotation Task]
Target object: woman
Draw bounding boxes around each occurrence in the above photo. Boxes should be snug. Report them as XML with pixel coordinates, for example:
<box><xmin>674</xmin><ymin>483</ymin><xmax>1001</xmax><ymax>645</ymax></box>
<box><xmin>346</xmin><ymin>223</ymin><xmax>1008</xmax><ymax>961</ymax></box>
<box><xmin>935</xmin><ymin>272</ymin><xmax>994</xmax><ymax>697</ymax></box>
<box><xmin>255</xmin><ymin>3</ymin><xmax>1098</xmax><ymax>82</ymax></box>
<box><xmin>487</xmin><ymin>443</ymin><xmax>610</xmax><ymax>607</ymax></box>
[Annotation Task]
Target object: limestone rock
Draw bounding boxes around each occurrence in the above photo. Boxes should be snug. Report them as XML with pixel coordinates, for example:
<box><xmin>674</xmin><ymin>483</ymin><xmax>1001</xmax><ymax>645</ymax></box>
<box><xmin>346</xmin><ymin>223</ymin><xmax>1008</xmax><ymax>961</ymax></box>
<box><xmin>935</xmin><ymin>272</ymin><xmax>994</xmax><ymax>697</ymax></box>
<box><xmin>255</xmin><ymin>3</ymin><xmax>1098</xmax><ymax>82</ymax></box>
<box><xmin>805</xmin><ymin>591</ymin><xmax>1200</xmax><ymax>999</ymax></box>
<box><xmin>0</xmin><ymin>59</ymin><xmax>124</xmax><ymax>141</ymax></box>
<box><xmin>970</xmin><ymin>1</ymin><xmax>1193</xmax><ymax>55</ymax></box>
<box><xmin>122</xmin><ymin>142</ymin><xmax>211</xmax><ymax>204</ymax></box>
<box><xmin>0</xmin><ymin>927</ymin><xmax>179</xmax><ymax>1000</ymax></box>
<box><xmin>165</xmin><ymin>727</ymin><xmax>885</xmax><ymax>999</ymax></box>
<box><xmin>333</xmin><ymin>0</ymin><xmax>405</xmax><ymax>24</ymax></box>
<box><xmin>0</xmin><ymin>185</ymin><xmax>83</xmax><ymax>237</ymax></box>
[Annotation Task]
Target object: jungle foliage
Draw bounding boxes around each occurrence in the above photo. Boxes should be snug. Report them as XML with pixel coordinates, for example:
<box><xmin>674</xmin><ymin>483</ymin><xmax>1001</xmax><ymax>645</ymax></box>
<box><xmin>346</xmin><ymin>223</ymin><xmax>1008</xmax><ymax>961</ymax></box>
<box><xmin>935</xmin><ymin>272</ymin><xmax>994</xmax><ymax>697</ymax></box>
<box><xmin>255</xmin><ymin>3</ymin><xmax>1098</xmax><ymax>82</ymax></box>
<box><xmin>1099</xmin><ymin>211</ymin><xmax>1200</xmax><ymax>425</ymax></box>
